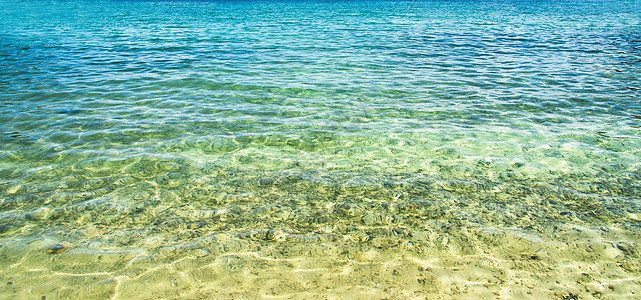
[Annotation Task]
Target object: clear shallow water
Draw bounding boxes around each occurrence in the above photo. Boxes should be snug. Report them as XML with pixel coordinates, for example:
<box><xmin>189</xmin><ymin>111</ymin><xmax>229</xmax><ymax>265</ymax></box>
<box><xmin>1</xmin><ymin>0</ymin><xmax>641</xmax><ymax>298</ymax></box>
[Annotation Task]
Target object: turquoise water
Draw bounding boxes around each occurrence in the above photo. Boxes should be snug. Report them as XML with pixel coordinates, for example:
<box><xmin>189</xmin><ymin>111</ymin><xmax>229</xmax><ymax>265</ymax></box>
<box><xmin>1</xmin><ymin>0</ymin><xmax>641</xmax><ymax>298</ymax></box>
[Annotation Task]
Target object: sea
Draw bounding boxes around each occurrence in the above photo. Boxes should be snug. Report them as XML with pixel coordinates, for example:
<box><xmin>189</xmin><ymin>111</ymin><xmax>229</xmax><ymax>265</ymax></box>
<box><xmin>1</xmin><ymin>0</ymin><xmax>640</xmax><ymax>298</ymax></box>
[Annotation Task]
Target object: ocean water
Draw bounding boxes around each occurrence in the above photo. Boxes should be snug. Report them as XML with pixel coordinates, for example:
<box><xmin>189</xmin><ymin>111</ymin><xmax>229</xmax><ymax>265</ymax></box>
<box><xmin>1</xmin><ymin>0</ymin><xmax>640</xmax><ymax>298</ymax></box>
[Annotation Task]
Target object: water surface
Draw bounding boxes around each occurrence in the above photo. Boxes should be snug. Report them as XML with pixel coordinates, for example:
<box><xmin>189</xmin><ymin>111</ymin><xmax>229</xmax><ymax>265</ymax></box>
<box><xmin>1</xmin><ymin>0</ymin><xmax>640</xmax><ymax>298</ymax></box>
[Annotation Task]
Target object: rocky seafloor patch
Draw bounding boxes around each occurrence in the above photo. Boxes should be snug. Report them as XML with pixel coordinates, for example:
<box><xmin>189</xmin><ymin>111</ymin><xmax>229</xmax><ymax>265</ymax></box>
<box><xmin>1</xmin><ymin>164</ymin><xmax>641</xmax><ymax>299</ymax></box>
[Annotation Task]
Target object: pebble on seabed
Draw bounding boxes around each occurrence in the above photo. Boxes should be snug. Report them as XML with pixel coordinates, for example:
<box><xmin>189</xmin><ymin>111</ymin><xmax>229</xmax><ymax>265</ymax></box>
<box><xmin>46</xmin><ymin>241</ymin><xmax>73</xmax><ymax>254</ymax></box>
<box><xmin>26</xmin><ymin>208</ymin><xmax>50</xmax><ymax>221</ymax></box>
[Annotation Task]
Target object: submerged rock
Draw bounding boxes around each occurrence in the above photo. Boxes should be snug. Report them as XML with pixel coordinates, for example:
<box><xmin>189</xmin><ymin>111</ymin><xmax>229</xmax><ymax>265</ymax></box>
<box><xmin>0</xmin><ymin>224</ymin><xmax>22</xmax><ymax>235</ymax></box>
<box><xmin>46</xmin><ymin>241</ymin><xmax>73</xmax><ymax>254</ymax></box>
<box><xmin>26</xmin><ymin>208</ymin><xmax>50</xmax><ymax>221</ymax></box>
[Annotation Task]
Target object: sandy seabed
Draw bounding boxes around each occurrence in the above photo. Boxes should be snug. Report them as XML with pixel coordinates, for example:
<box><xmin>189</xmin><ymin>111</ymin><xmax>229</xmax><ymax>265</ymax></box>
<box><xmin>1</xmin><ymin>168</ymin><xmax>640</xmax><ymax>299</ymax></box>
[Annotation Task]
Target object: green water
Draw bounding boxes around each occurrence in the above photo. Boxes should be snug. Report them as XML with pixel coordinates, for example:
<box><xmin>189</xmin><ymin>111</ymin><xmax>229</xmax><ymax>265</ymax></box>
<box><xmin>1</xmin><ymin>0</ymin><xmax>640</xmax><ymax>298</ymax></box>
